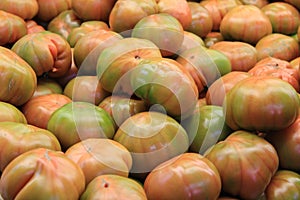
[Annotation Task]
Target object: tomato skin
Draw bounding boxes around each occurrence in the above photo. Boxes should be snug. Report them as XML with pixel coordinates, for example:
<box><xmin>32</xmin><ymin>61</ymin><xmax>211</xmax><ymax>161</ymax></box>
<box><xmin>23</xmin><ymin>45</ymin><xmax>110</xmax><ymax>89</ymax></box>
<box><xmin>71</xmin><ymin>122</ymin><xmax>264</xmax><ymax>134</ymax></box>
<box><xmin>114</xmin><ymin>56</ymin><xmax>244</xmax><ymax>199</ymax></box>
<box><xmin>113</xmin><ymin>111</ymin><xmax>189</xmax><ymax>177</ymax></box>
<box><xmin>0</xmin><ymin>46</ymin><xmax>37</xmax><ymax>106</ymax></box>
<box><xmin>65</xmin><ymin>138</ymin><xmax>133</xmax><ymax>184</ymax></box>
<box><xmin>36</xmin><ymin>0</ymin><xmax>71</xmax><ymax>22</ymax></box>
<box><xmin>12</xmin><ymin>31</ymin><xmax>72</xmax><ymax>78</ymax></box>
<box><xmin>182</xmin><ymin>105</ymin><xmax>232</xmax><ymax>154</ymax></box>
<box><xmin>0</xmin><ymin>10</ymin><xmax>27</xmax><ymax>46</ymax></box>
<box><xmin>32</xmin><ymin>77</ymin><xmax>63</xmax><ymax>98</ymax></box>
<box><xmin>0</xmin><ymin>122</ymin><xmax>61</xmax><ymax>172</ymax></box>
<box><xmin>204</xmin><ymin>130</ymin><xmax>279</xmax><ymax>200</ymax></box>
<box><xmin>261</xmin><ymin>2</ymin><xmax>300</xmax><ymax>35</ymax></box>
<box><xmin>63</xmin><ymin>76</ymin><xmax>110</xmax><ymax>105</ymax></box>
<box><xmin>73</xmin><ymin>30</ymin><xmax>123</xmax><ymax>75</ymax></box>
<box><xmin>21</xmin><ymin>93</ymin><xmax>72</xmax><ymax>129</ymax></box>
<box><xmin>255</xmin><ymin>33</ymin><xmax>299</xmax><ymax>62</ymax></box>
<box><xmin>0</xmin><ymin>102</ymin><xmax>27</xmax><ymax>123</ymax></box>
<box><xmin>130</xmin><ymin>57</ymin><xmax>198</xmax><ymax>119</ymax></box>
<box><xmin>144</xmin><ymin>153</ymin><xmax>222</xmax><ymax>200</ymax></box>
<box><xmin>224</xmin><ymin>76</ymin><xmax>300</xmax><ymax>132</ymax></box>
<box><xmin>0</xmin><ymin>148</ymin><xmax>85</xmax><ymax>200</ymax></box>
<box><xmin>220</xmin><ymin>5</ymin><xmax>272</xmax><ymax>45</ymax></box>
<box><xmin>206</xmin><ymin>71</ymin><xmax>251</xmax><ymax>106</ymax></box>
<box><xmin>109</xmin><ymin>0</ymin><xmax>158</xmax><ymax>35</ymax></box>
<box><xmin>97</xmin><ymin>37</ymin><xmax>162</xmax><ymax>95</ymax></box>
<box><xmin>98</xmin><ymin>95</ymin><xmax>148</xmax><ymax>127</ymax></box>
<box><xmin>209</xmin><ymin>41</ymin><xmax>258</xmax><ymax>72</ymax></box>
<box><xmin>265</xmin><ymin>115</ymin><xmax>300</xmax><ymax>171</ymax></box>
<box><xmin>72</xmin><ymin>0</ymin><xmax>116</xmax><ymax>22</ymax></box>
<box><xmin>80</xmin><ymin>174</ymin><xmax>147</xmax><ymax>200</ymax></box>
<box><xmin>0</xmin><ymin>0</ymin><xmax>38</xmax><ymax>20</ymax></box>
<box><xmin>265</xmin><ymin>170</ymin><xmax>300</xmax><ymax>200</ymax></box>
<box><xmin>67</xmin><ymin>21</ymin><xmax>110</xmax><ymax>48</ymax></box>
<box><xmin>47</xmin><ymin>10</ymin><xmax>82</xmax><ymax>40</ymax></box>
<box><xmin>47</xmin><ymin>101</ymin><xmax>116</xmax><ymax>150</ymax></box>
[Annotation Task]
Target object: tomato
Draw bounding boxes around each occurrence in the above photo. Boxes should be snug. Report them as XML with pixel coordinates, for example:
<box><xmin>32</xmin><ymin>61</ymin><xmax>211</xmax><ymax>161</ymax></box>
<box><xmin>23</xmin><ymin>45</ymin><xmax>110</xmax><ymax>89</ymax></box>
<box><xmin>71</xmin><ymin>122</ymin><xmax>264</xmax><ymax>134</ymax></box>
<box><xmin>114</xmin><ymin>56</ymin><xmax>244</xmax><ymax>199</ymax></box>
<box><xmin>177</xmin><ymin>46</ymin><xmax>231</xmax><ymax>88</ymax></box>
<box><xmin>113</xmin><ymin>111</ymin><xmax>189</xmax><ymax>178</ymax></box>
<box><xmin>0</xmin><ymin>0</ymin><xmax>38</xmax><ymax>20</ymax></box>
<box><xmin>25</xmin><ymin>19</ymin><xmax>45</xmax><ymax>34</ymax></box>
<box><xmin>182</xmin><ymin>105</ymin><xmax>232</xmax><ymax>154</ymax></box>
<box><xmin>220</xmin><ymin>5</ymin><xmax>272</xmax><ymax>45</ymax></box>
<box><xmin>0</xmin><ymin>148</ymin><xmax>85</xmax><ymax>200</ymax></box>
<box><xmin>206</xmin><ymin>71</ymin><xmax>251</xmax><ymax>106</ymax></box>
<box><xmin>186</xmin><ymin>2</ymin><xmax>213</xmax><ymax>38</ymax></box>
<box><xmin>130</xmin><ymin>57</ymin><xmax>198</xmax><ymax>119</ymax></box>
<box><xmin>47</xmin><ymin>10</ymin><xmax>82</xmax><ymax>40</ymax></box>
<box><xmin>209</xmin><ymin>41</ymin><xmax>258</xmax><ymax>72</ymax></box>
<box><xmin>0</xmin><ymin>102</ymin><xmax>27</xmax><ymax>123</ymax></box>
<box><xmin>261</xmin><ymin>2</ymin><xmax>300</xmax><ymax>35</ymax></box>
<box><xmin>0</xmin><ymin>122</ymin><xmax>61</xmax><ymax>171</ymax></box>
<box><xmin>224</xmin><ymin>76</ymin><xmax>300</xmax><ymax>132</ymax></box>
<box><xmin>73</xmin><ymin>29</ymin><xmax>123</xmax><ymax>75</ymax></box>
<box><xmin>156</xmin><ymin>0</ymin><xmax>192</xmax><ymax>29</ymax></box>
<box><xmin>72</xmin><ymin>0</ymin><xmax>116</xmax><ymax>22</ymax></box>
<box><xmin>176</xmin><ymin>31</ymin><xmax>205</xmax><ymax>56</ymax></box>
<box><xmin>97</xmin><ymin>37</ymin><xmax>162</xmax><ymax>95</ymax></box>
<box><xmin>255</xmin><ymin>33</ymin><xmax>299</xmax><ymax>61</ymax></box>
<box><xmin>265</xmin><ymin>115</ymin><xmax>300</xmax><ymax>171</ymax></box>
<box><xmin>204</xmin><ymin>130</ymin><xmax>279</xmax><ymax>200</ymax></box>
<box><xmin>0</xmin><ymin>10</ymin><xmax>27</xmax><ymax>46</ymax></box>
<box><xmin>80</xmin><ymin>174</ymin><xmax>147</xmax><ymax>200</ymax></box>
<box><xmin>144</xmin><ymin>153</ymin><xmax>222</xmax><ymax>200</ymax></box>
<box><xmin>204</xmin><ymin>31</ymin><xmax>224</xmax><ymax>48</ymax></box>
<box><xmin>131</xmin><ymin>13</ymin><xmax>184</xmax><ymax>57</ymax></box>
<box><xmin>32</xmin><ymin>77</ymin><xmax>63</xmax><ymax>98</ymax></box>
<box><xmin>12</xmin><ymin>31</ymin><xmax>72</xmax><ymax>78</ymax></box>
<box><xmin>35</xmin><ymin>0</ymin><xmax>71</xmax><ymax>22</ymax></box>
<box><xmin>248</xmin><ymin>57</ymin><xmax>300</xmax><ymax>92</ymax></box>
<box><xmin>63</xmin><ymin>76</ymin><xmax>110</xmax><ymax>105</ymax></box>
<box><xmin>65</xmin><ymin>138</ymin><xmax>132</xmax><ymax>184</ymax></box>
<box><xmin>109</xmin><ymin>0</ymin><xmax>158</xmax><ymax>35</ymax></box>
<box><xmin>67</xmin><ymin>21</ymin><xmax>110</xmax><ymax>47</ymax></box>
<box><xmin>21</xmin><ymin>93</ymin><xmax>72</xmax><ymax>129</ymax></box>
<box><xmin>239</xmin><ymin>0</ymin><xmax>268</xmax><ymax>8</ymax></box>
<box><xmin>0</xmin><ymin>46</ymin><xmax>37</xmax><ymax>106</ymax></box>
<box><xmin>47</xmin><ymin>101</ymin><xmax>116</xmax><ymax>150</ymax></box>
<box><xmin>98</xmin><ymin>95</ymin><xmax>148</xmax><ymax>127</ymax></box>
<box><xmin>265</xmin><ymin>170</ymin><xmax>300</xmax><ymax>200</ymax></box>
<box><xmin>200</xmin><ymin>0</ymin><xmax>241</xmax><ymax>31</ymax></box>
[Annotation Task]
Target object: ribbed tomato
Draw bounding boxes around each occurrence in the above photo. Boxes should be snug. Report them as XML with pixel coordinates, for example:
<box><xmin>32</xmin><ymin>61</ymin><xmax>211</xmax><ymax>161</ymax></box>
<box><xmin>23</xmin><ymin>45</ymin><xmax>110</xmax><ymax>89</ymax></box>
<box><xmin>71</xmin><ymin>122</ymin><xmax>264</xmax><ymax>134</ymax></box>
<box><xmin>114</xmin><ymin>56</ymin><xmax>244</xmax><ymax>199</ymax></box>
<box><xmin>67</xmin><ymin>21</ymin><xmax>110</xmax><ymax>47</ymax></box>
<box><xmin>0</xmin><ymin>102</ymin><xmax>27</xmax><ymax>123</ymax></box>
<box><xmin>209</xmin><ymin>41</ymin><xmax>258</xmax><ymax>71</ymax></box>
<box><xmin>0</xmin><ymin>0</ymin><xmax>38</xmax><ymax>20</ymax></box>
<box><xmin>98</xmin><ymin>95</ymin><xmax>148</xmax><ymax>127</ymax></box>
<box><xmin>265</xmin><ymin>170</ymin><xmax>300</xmax><ymax>200</ymax></box>
<box><xmin>47</xmin><ymin>10</ymin><xmax>81</xmax><ymax>40</ymax></box>
<box><xmin>0</xmin><ymin>122</ymin><xmax>61</xmax><ymax>171</ymax></box>
<box><xmin>144</xmin><ymin>153</ymin><xmax>222</xmax><ymax>200</ymax></box>
<box><xmin>21</xmin><ymin>93</ymin><xmax>72</xmax><ymax>129</ymax></box>
<box><xmin>63</xmin><ymin>76</ymin><xmax>110</xmax><ymax>105</ymax></box>
<box><xmin>35</xmin><ymin>0</ymin><xmax>71</xmax><ymax>22</ymax></box>
<box><xmin>80</xmin><ymin>174</ymin><xmax>147</xmax><ymax>200</ymax></box>
<box><xmin>12</xmin><ymin>31</ymin><xmax>72</xmax><ymax>78</ymax></box>
<box><xmin>220</xmin><ymin>5</ymin><xmax>272</xmax><ymax>45</ymax></box>
<box><xmin>113</xmin><ymin>111</ymin><xmax>189</xmax><ymax>177</ymax></box>
<box><xmin>0</xmin><ymin>10</ymin><xmax>27</xmax><ymax>46</ymax></box>
<box><xmin>204</xmin><ymin>130</ymin><xmax>279</xmax><ymax>200</ymax></box>
<box><xmin>47</xmin><ymin>101</ymin><xmax>116</xmax><ymax>150</ymax></box>
<box><xmin>65</xmin><ymin>138</ymin><xmax>132</xmax><ymax>184</ymax></box>
<box><xmin>224</xmin><ymin>76</ymin><xmax>300</xmax><ymax>132</ymax></box>
<box><xmin>0</xmin><ymin>148</ymin><xmax>85</xmax><ymax>200</ymax></box>
<box><xmin>0</xmin><ymin>46</ymin><xmax>37</xmax><ymax>106</ymax></box>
